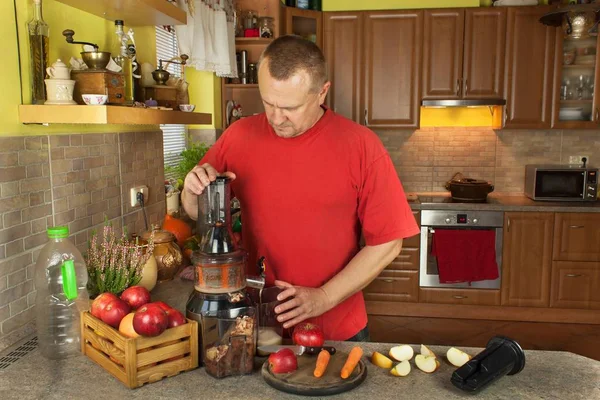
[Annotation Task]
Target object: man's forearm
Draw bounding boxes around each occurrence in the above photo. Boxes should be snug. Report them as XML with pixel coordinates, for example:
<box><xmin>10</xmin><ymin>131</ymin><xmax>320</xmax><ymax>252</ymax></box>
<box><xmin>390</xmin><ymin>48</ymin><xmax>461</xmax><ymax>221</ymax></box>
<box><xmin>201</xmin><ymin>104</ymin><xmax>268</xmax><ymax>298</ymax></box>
<box><xmin>320</xmin><ymin>238</ymin><xmax>404</xmax><ymax>308</ymax></box>
<box><xmin>181</xmin><ymin>189</ymin><xmax>199</xmax><ymax>220</ymax></box>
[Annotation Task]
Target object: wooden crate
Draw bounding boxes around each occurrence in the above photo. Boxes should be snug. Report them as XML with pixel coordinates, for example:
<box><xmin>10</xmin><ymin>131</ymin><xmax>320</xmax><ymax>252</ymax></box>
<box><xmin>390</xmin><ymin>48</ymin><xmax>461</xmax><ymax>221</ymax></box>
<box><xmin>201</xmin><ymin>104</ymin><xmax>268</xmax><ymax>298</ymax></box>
<box><xmin>72</xmin><ymin>70</ymin><xmax>125</xmax><ymax>105</ymax></box>
<box><xmin>80</xmin><ymin>311</ymin><xmax>199</xmax><ymax>389</ymax></box>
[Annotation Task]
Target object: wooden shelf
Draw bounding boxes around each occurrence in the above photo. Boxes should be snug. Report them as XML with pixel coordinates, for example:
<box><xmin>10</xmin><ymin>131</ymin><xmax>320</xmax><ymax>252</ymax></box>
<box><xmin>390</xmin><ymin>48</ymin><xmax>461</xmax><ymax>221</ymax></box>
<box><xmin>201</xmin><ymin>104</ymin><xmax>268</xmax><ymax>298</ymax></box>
<box><xmin>54</xmin><ymin>0</ymin><xmax>186</xmax><ymax>26</ymax></box>
<box><xmin>224</xmin><ymin>84</ymin><xmax>259</xmax><ymax>88</ymax></box>
<box><xmin>563</xmin><ymin>64</ymin><xmax>596</xmax><ymax>69</ymax></box>
<box><xmin>235</xmin><ymin>38</ymin><xmax>274</xmax><ymax>44</ymax></box>
<box><xmin>560</xmin><ymin>100</ymin><xmax>593</xmax><ymax>104</ymax></box>
<box><xmin>18</xmin><ymin>105</ymin><xmax>212</xmax><ymax>125</ymax></box>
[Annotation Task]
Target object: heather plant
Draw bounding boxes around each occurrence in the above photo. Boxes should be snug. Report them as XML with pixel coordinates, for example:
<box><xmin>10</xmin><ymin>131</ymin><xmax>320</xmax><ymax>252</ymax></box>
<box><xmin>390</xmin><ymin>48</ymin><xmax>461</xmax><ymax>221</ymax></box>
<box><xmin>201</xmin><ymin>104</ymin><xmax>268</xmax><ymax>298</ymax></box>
<box><xmin>85</xmin><ymin>223</ymin><xmax>155</xmax><ymax>296</ymax></box>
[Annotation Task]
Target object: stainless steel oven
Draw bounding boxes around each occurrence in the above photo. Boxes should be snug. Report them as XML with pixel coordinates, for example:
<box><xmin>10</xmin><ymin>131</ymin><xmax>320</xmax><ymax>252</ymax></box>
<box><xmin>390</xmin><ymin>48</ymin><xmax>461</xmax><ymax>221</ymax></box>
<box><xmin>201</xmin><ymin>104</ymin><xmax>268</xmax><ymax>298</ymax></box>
<box><xmin>419</xmin><ymin>209</ymin><xmax>504</xmax><ymax>289</ymax></box>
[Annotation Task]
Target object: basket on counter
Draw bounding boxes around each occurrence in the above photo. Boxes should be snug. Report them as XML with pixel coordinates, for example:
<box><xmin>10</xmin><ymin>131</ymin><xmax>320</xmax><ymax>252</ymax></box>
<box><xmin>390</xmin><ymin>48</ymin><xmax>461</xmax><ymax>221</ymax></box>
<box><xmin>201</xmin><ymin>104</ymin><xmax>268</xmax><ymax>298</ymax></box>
<box><xmin>80</xmin><ymin>311</ymin><xmax>199</xmax><ymax>389</ymax></box>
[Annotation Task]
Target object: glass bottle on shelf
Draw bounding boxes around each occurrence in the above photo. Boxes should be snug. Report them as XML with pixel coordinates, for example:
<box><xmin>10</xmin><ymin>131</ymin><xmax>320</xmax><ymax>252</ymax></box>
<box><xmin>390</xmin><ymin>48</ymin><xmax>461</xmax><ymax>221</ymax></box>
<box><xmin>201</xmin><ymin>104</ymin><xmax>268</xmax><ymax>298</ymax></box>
<box><xmin>27</xmin><ymin>0</ymin><xmax>49</xmax><ymax>105</ymax></box>
<box><xmin>114</xmin><ymin>20</ymin><xmax>134</xmax><ymax>104</ymax></box>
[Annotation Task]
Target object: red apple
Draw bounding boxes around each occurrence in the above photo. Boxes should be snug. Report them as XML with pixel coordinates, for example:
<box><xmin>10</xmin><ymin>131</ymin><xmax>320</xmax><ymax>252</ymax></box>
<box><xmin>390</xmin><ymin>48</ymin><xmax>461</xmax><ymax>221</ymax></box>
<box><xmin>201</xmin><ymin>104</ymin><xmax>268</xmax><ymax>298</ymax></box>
<box><xmin>101</xmin><ymin>298</ymin><xmax>131</xmax><ymax>328</ymax></box>
<box><xmin>120</xmin><ymin>286</ymin><xmax>151</xmax><ymax>309</ymax></box>
<box><xmin>133</xmin><ymin>304</ymin><xmax>168</xmax><ymax>337</ymax></box>
<box><xmin>268</xmin><ymin>348</ymin><xmax>298</xmax><ymax>373</ymax></box>
<box><xmin>151</xmin><ymin>301</ymin><xmax>172</xmax><ymax>312</ymax></box>
<box><xmin>91</xmin><ymin>292</ymin><xmax>119</xmax><ymax>319</ymax></box>
<box><xmin>165</xmin><ymin>308</ymin><xmax>187</xmax><ymax>328</ymax></box>
<box><xmin>292</xmin><ymin>322</ymin><xmax>325</xmax><ymax>347</ymax></box>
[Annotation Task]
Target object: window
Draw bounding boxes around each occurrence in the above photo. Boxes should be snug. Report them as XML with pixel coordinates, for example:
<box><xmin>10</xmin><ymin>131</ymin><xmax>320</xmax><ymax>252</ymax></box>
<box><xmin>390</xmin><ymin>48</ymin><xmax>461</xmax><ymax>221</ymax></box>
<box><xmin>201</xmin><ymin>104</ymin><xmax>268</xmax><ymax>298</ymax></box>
<box><xmin>156</xmin><ymin>26</ymin><xmax>185</xmax><ymax>178</ymax></box>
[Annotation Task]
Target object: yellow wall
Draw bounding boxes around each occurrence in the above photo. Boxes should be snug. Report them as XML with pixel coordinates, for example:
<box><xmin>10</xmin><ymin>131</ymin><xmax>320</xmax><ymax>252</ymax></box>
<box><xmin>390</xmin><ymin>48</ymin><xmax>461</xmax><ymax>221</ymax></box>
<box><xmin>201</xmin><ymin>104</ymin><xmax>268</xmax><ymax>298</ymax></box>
<box><xmin>187</xmin><ymin>68</ymin><xmax>221</xmax><ymax>130</ymax></box>
<box><xmin>1</xmin><ymin>0</ymin><xmax>159</xmax><ymax>136</ymax></box>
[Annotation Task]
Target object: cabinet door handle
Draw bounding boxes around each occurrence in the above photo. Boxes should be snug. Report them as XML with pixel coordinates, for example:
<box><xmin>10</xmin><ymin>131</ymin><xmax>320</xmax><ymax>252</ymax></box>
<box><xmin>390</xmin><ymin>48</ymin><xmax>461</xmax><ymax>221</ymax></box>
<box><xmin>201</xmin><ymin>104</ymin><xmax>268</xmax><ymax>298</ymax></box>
<box><xmin>464</xmin><ymin>78</ymin><xmax>468</xmax><ymax>95</ymax></box>
<box><xmin>452</xmin><ymin>295</ymin><xmax>467</xmax><ymax>299</ymax></box>
<box><xmin>507</xmin><ymin>218</ymin><xmax>511</xmax><ymax>233</ymax></box>
<box><xmin>568</xmin><ymin>225</ymin><xmax>585</xmax><ymax>229</ymax></box>
<box><xmin>363</xmin><ymin>109</ymin><xmax>369</xmax><ymax>126</ymax></box>
<box><xmin>595</xmin><ymin>107</ymin><xmax>599</xmax><ymax>122</ymax></box>
<box><xmin>565</xmin><ymin>274</ymin><xmax>584</xmax><ymax>278</ymax></box>
<box><xmin>456</xmin><ymin>79</ymin><xmax>461</xmax><ymax>96</ymax></box>
<box><xmin>504</xmin><ymin>111</ymin><xmax>508</xmax><ymax>126</ymax></box>
<box><xmin>382</xmin><ymin>279</ymin><xmax>394</xmax><ymax>283</ymax></box>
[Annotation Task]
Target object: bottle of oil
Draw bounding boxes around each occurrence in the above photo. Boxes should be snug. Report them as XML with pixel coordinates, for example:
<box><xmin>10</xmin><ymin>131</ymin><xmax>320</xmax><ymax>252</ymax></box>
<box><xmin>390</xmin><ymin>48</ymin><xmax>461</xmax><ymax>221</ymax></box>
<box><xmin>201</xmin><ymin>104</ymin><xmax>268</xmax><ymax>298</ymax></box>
<box><xmin>114</xmin><ymin>20</ymin><xmax>134</xmax><ymax>104</ymax></box>
<box><xmin>27</xmin><ymin>0</ymin><xmax>49</xmax><ymax>104</ymax></box>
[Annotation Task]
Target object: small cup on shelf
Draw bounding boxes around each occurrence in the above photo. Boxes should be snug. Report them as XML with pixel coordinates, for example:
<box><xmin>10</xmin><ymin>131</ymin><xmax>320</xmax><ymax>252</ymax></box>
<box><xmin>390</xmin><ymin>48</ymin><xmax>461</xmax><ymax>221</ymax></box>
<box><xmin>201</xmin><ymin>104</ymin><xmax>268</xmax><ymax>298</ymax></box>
<box><xmin>81</xmin><ymin>94</ymin><xmax>108</xmax><ymax>106</ymax></box>
<box><xmin>179</xmin><ymin>104</ymin><xmax>196</xmax><ymax>112</ymax></box>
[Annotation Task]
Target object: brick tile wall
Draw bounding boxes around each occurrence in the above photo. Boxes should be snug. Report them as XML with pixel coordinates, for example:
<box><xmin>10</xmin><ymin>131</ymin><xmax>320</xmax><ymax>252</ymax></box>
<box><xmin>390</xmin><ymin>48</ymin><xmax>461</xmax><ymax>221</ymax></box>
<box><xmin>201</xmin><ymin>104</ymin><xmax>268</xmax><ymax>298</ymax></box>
<box><xmin>0</xmin><ymin>131</ymin><xmax>166</xmax><ymax>351</ymax></box>
<box><xmin>375</xmin><ymin>127</ymin><xmax>600</xmax><ymax>194</ymax></box>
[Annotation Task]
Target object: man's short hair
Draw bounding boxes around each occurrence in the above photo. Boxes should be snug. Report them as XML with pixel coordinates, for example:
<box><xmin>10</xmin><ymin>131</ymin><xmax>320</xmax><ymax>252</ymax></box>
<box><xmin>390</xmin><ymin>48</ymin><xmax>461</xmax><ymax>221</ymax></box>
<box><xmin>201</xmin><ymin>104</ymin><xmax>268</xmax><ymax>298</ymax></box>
<box><xmin>259</xmin><ymin>35</ymin><xmax>328</xmax><ymax>93</ymax></box>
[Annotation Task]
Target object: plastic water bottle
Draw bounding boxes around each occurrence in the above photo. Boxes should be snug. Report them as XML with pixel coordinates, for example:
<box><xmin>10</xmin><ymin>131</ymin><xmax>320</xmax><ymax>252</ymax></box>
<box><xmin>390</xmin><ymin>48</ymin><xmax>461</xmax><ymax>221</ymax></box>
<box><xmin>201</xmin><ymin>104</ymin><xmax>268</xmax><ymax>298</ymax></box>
<box><xmin>35</xmin><ymin>226</ymin><xmax>89</xmax><ymax>359</ymax></box>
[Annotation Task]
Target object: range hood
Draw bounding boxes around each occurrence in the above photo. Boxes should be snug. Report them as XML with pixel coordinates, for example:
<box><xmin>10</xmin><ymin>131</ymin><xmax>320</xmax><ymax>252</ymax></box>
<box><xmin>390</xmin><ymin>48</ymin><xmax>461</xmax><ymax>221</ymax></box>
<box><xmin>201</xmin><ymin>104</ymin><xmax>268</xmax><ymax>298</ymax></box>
<box><xmin>421</xmin><ymin>99</ymin><xmax>506</xmax><ymax>108</ymax></box>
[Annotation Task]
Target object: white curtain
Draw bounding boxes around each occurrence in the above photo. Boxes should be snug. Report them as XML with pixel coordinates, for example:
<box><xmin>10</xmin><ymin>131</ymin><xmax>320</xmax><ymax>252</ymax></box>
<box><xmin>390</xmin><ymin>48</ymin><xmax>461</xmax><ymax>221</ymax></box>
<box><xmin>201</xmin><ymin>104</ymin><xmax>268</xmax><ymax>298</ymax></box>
<box><xmin>175</xmin><ymin>0</ymin><xmax>238</xmax><ymax>78</ymax></box>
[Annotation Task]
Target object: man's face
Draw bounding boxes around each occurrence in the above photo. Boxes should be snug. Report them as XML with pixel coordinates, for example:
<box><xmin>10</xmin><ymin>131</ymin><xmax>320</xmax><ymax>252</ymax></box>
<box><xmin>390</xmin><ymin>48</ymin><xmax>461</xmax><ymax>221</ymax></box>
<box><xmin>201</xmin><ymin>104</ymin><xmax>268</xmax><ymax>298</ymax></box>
<box><xmin>258</xmin><ymin>60</ymin><xmax>330</xmax><ymax>138</ymax></box>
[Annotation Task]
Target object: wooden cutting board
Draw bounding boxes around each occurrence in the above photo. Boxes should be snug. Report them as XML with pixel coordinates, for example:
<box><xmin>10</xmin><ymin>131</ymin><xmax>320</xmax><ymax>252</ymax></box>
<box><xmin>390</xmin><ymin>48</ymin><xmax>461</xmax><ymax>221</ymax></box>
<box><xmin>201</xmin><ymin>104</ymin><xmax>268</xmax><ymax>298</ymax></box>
<box><xmin>261</xmin><ymin>350</ymin><xmax>367</xmax><ymax>396</ymax></box>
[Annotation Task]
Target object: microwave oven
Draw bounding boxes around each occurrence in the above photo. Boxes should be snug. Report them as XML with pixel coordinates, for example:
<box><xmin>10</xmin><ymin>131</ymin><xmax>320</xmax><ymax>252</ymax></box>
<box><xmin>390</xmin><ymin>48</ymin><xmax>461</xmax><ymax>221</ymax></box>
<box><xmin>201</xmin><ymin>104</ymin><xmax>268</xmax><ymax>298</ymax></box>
<box><xmin>524</xmin><ymin>164</ymin><xmax>598</xmax><ymax>201</ymax></box>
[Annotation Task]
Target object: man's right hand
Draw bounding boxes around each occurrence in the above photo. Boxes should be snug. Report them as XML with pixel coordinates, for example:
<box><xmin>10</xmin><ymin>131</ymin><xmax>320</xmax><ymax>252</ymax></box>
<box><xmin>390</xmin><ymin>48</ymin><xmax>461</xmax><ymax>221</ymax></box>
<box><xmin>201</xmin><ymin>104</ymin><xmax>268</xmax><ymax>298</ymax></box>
<box><xmin>181</xmin><ymin>163</ymin><xmax>236</xmax><ymax>219</ymax></box>
<box><xmin>183</xmin><ymin>163</ymin><xmax>236</xmax><ymax>195</ymax></box>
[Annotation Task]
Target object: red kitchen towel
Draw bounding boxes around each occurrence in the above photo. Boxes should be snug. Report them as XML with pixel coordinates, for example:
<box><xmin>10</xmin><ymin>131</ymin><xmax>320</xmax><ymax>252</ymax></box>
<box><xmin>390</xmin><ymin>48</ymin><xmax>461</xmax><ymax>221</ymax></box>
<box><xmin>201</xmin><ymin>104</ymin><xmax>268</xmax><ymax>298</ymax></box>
<box><xmin>431</xmin><ymin>229</ymin><xmax>499</xmax><ymax>283</ymax></box>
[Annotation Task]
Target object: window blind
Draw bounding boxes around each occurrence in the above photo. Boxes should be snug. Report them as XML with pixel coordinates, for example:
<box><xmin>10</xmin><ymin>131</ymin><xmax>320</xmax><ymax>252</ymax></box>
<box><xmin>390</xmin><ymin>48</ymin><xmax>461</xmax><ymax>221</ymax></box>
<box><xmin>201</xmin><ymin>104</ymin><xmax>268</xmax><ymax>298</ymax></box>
<box><xmin>156</xmin><ymin>26</ymin><xmax>185</xmax><ymax>178</ymax></box>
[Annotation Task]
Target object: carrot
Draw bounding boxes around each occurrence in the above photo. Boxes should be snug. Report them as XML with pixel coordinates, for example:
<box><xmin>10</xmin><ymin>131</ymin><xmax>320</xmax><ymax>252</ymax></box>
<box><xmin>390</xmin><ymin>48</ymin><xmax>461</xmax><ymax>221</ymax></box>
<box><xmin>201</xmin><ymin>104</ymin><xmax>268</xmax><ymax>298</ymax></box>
<box><xmin>341</xmin><ymin>346</ymin><xmax>363</xmax><ymax>379</ymax></box>
<box><xmin>313</xmin><ymin>349</ymin><xmax>331</xmax><ymax>378</ymax></box>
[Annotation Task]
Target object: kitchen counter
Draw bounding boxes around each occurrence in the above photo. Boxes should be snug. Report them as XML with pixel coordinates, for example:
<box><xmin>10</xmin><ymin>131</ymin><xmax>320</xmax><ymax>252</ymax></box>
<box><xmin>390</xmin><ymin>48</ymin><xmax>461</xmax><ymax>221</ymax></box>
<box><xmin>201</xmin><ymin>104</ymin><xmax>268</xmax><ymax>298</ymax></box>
<box><xmin>1</xmin><ymin>279</ymin><xmax>599</xmax><ymax>400</ymax></box>
<box><xmin>410</xmin><ymin>193</ymin><xmax>600</xmax><ymax>212</ymax></box>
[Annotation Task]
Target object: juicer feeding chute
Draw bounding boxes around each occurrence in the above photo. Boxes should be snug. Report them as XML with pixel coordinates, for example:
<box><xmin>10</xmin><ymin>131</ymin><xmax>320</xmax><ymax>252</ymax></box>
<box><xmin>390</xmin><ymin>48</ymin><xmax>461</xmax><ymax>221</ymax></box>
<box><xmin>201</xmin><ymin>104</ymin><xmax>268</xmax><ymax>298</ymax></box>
<box><xmin>197</xmin><ymin>177</ymin><xmax>237</xmax><ymax>254</ymax></box>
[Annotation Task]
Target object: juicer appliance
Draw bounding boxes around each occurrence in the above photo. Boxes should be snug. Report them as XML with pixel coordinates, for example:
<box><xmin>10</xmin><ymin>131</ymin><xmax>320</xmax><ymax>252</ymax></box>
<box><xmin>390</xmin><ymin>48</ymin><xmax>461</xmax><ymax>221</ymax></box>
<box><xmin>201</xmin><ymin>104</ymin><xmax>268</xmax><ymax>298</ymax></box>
<box><xmin>185</xmin><ymin>177</ymin><xmax>265</xmax><ymax>378</ymax></box>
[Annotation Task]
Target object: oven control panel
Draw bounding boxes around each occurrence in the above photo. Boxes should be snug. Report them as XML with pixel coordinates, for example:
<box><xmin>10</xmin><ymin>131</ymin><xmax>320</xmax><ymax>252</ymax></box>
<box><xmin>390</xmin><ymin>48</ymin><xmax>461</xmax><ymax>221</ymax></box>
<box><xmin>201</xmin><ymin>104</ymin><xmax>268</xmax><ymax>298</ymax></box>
<box><xmin>443</xmin><ymin>214</ymin><xmax>478</xmax><ymax>224</ymax></box>
<box><xmin>422</xmin><ymin>210</ymin><xmax>504</xmax><ymax>228</ymax></box>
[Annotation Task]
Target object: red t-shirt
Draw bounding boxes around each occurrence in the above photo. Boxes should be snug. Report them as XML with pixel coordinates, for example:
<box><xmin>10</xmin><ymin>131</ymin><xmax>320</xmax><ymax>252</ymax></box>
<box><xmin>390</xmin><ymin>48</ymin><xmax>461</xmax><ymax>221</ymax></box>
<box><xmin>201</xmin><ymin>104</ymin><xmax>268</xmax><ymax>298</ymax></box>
<box><xmin>200</xmin><ymin>108</ymin><xmax>419</xmax><ymax>340</ymax></box>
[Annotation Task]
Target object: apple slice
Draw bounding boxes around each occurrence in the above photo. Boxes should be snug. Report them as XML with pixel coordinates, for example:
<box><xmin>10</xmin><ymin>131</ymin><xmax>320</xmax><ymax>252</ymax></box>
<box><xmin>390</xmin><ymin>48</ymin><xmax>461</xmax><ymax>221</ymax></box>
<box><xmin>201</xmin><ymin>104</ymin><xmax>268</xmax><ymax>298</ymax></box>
<box><xmin>390</xmin><ymin>360</ymin><xmax>411</xmax><ymax>377</ymax></box>
<box><xmin>420</xmin><ymin>344</ymin><xmax>436</xmax><ymax>358</ymax></box>
<box><xmin>389</xmin><ymin>345</ymin><xmax>414</xmax><ymax>362</ymax></box>
<box><xmin>415</xmin><ymin>354</ymin><xmax>440</xmax><ymax>373</ymax></box>
<box><xmin>371</xmin><ymin>351</ymin><xmax>393</xmax><ymax>369</ymax></box>
<box><xmin>447</xmin><ymin>347</ymin><xmax>472</xmax><ymax>367</ymax></box>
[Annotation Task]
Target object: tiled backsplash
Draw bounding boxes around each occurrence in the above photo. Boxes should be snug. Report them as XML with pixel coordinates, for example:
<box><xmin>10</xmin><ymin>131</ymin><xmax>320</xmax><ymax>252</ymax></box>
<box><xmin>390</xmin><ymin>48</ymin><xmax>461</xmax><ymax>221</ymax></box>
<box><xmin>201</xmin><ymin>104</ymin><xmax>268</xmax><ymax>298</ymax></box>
<box><xmin>0</xmin><ymin>131</ymin><xmax>165</xmax><ymax>351</ymax></box>
<box><xmin>376</xmin><ymin>127</ymin><xmax>600</xmax><ymax>194</ymax></box>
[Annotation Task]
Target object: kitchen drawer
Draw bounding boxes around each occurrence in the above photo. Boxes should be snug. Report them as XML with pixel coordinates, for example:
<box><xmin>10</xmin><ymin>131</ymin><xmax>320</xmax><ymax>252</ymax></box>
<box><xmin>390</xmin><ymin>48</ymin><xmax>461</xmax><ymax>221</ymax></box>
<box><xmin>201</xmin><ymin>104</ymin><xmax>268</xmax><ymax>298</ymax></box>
<box><xmin>550</xmin><ymin>261</ymin><xmax>600</xmax><ymax>310</ymax></box>
<box><xmin>553</xmin><ymin>213</ymin><xmax>600</xmax><ymax>262</ymax></box>
<box><xmin>363</xmin><ymin>270</ymin><xmax>418</xmax><ymax>302</ymax></box>
<box><xmin>419</xmin><ymin>287</ymin><xmax>501</xmax><ymax>306</ymax></box>
<box><xmin>386</xmin><ymin>247</ymin><xmax>419</xmax><ymax>271</ymax></box>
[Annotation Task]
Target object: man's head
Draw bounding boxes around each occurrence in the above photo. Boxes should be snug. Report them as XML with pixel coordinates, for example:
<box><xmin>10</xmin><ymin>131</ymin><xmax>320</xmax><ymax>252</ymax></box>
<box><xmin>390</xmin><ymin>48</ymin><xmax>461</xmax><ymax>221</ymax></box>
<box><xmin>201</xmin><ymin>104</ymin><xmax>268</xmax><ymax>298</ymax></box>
<box><xmin>258</xmin><ymin>35</ymin><xmax>330</xmax><ymax>138</ymax></box>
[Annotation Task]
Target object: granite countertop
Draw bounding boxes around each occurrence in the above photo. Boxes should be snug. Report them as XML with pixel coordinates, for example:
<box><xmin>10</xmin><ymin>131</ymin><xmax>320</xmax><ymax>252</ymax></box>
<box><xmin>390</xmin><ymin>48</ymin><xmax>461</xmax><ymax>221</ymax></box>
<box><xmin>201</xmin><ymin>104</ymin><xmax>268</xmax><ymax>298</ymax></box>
<box><xmin>1</xmin><ymin>279</ymin><xmax>599</xmax><ymax>399</ymax></box>
<box><xmin>409</xmin><ymin>193</ymin><xmax>600</xmax><ymax>212</ymax></box>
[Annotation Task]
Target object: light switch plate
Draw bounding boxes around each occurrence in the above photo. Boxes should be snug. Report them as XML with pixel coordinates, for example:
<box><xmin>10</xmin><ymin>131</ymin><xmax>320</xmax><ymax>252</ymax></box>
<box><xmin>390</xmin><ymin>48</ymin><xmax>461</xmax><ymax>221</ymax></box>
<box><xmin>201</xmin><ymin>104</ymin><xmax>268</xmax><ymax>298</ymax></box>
<box><xmin>130</xmin><ymin>185</ymin><xmax>149</xmax><ymax>207</ymax></box>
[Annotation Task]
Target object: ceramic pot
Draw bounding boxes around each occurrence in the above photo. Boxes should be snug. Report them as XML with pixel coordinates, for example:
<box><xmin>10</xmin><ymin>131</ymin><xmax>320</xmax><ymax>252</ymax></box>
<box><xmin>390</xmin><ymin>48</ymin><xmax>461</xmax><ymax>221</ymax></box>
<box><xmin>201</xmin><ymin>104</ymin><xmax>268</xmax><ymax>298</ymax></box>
<box><xmin>44</xmin><ymin>79</ymin><xmax>76</xmax><ymax>105</ymax></box>
<box><xmin>445</xmin><ymin>173</ymin><xmax>494</xmax><ymax>202</ymax></box>
<box><xmin>46</xmin><ymin>59</ymin><xmax>71</xmax><ymax>80</ymax></box>
<box><xmin>141</xmin><ymin>230</ymin><xmax>183</xmax><ymax>282</ymax></box>
<box><xmin>137</xmin><ymin>254</ymin><xmax>158</xmax><ymax>291</ymax></box>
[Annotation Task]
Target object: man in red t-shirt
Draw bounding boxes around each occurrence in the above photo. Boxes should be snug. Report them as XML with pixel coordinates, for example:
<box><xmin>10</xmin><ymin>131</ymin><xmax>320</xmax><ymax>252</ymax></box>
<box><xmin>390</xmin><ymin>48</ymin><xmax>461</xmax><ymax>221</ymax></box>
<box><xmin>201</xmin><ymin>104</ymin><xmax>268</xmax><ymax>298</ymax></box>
<box><xmin>182</xmin><ymin>35</ymin><xmax>419</xmax><ymax>341</ymax></box>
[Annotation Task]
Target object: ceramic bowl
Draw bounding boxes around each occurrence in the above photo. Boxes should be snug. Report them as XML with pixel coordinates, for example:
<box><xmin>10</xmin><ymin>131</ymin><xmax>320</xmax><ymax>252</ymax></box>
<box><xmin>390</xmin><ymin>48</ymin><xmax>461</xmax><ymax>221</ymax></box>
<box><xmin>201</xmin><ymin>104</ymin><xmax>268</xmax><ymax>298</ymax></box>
<box><xmin>82</xmin><ymin>94</ymin><xmax>108</xmax><ymax>105</ymax></box>
<box><xmin>179</xmin><ymin>104</ymin><xmax>195</xmax><ymax>112</ymax></box>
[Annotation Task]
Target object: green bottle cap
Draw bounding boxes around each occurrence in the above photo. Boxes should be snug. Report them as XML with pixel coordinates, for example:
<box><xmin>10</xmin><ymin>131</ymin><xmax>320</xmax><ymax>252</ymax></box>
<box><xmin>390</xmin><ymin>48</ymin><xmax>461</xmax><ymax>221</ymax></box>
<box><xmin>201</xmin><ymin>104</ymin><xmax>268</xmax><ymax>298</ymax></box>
<box><xmin>47</xmin><ymin>226</ymin><xmax>69</xmax><ymax>239</ymax></box>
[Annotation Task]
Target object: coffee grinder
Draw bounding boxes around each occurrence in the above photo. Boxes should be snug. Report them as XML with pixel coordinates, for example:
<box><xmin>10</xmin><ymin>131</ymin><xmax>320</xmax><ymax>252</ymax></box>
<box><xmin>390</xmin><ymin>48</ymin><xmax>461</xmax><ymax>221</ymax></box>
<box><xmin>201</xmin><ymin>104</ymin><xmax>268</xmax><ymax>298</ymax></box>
<box><xmin>186</xmin><ymin>177</ymin><xmax>265</xmax><ymax>378</ymax></box>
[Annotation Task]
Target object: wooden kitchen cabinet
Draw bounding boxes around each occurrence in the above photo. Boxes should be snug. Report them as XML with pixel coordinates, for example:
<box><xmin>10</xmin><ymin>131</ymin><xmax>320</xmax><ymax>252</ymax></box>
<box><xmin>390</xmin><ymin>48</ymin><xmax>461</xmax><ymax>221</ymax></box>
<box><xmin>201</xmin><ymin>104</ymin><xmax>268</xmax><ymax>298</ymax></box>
<box><xmin>553</xmin><ymin>213</ymin><xmax>600</xmax><ymax>261</ymax></box>
<box><xmin>551</xmin><ymin>261</ymin><xmax>600</xmax><ymax>309</ymax></box>
<box><xmin>422</xmin><ymin>8</ymin><xmax>506</xmax><ymax>100</ymax></box>
<box><xmin>283</xmin><ymin>7</ymin><xmax>323</xmax><ymax>49</ymax></box>
<box><xmin>364</xmin><ymin>10</ymin><xmax>423</xmax><ymax>128</ymax></box>
<box><xmin>323</xmin><ymin>12</ymin><xmax>363</xmax><ymax>123</ymax></box>
<box><xmin>503</xmin><ymin>6</ymin><xmax>555</xmax><ymax>129</ymax></box>
<box><xmin>422</xmin><ymin>9</ymin><xmax>464</xmax><ymax>99</ymax></box>
<box><xmin>551</xmin><ymin>30</ymin><xmax>600</xmax><ymax>128</ymax></box>
<box><xmin>501</xmin><ymin>212</ymin><xmax>554</xmax><ymax>307</ymax></box>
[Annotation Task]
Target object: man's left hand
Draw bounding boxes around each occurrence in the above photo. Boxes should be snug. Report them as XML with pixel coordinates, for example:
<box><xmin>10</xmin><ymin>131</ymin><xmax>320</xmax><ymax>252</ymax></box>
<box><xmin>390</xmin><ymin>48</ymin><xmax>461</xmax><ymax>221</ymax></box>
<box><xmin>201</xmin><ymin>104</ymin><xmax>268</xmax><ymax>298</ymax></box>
<box><xmin>273</xmin><ymin>280</ymin><xmax>333</xmax><ymax>329</ymax></box>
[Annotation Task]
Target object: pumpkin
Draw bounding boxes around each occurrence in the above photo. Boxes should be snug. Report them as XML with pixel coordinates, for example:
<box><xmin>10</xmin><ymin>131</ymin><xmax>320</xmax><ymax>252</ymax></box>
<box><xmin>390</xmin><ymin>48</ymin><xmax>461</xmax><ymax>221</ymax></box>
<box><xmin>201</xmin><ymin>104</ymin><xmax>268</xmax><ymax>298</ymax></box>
<box><xmin>162</xmin><ymin>214</ymin><xmax>192</xmax><ymax>248</ymax></box>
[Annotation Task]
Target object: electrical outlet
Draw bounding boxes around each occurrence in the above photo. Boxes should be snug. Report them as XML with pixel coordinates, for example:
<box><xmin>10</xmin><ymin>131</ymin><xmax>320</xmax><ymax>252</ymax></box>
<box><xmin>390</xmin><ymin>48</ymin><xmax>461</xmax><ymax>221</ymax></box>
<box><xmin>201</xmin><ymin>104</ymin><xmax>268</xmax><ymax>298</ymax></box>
<box><xmin>568</xmin><ymin>155</ymin><xmax>590</xmax><ymax>166</ymax></box>
<box><xmin>130</xmin><ymin>185</ymin><xmax>149</xmax><ymax>207</ymax></box>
